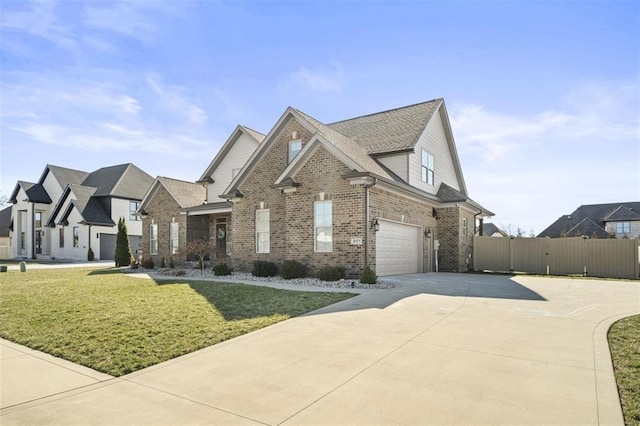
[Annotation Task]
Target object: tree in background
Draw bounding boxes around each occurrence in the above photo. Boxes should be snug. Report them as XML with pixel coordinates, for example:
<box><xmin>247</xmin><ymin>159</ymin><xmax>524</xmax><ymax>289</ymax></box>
<box><xmin>115</xmin><ymin>217</ymin><xmax>132</xmax><ymax>267</ymax></box>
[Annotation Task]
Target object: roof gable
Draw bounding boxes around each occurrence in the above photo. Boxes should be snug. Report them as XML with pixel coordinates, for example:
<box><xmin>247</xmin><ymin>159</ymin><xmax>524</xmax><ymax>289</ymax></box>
<box><xmin>39</xmin><ymin>164</ymin><xmax>88</xmax><ymax>187</ymax></box>
<box><xmin>198</xmin><ymin>125</ymin><xmax>265</xmax><ymax>183</ymax></box>
<box><xmin>0</xmin><ymin>206</ymin><xmax>12</xmax><ymax>237</ymax></box>
<box><xmin>603</xmin><ymin>205</ymin><xmax>640</xmax><ymax>221</ymax></box>
<box><xmin>538</xmin><ymin>202</ymin><xmax>640</xmax><ymax>237</ymax></box>
<box><xmin>10</xmin><ymin>181</ymin><xmax>52</xmax><ymax>204</ymax></box>
<box><xmin>327</xmin><ymin>99</ymin><xmax>441</xmax><ymax>154</ymax></box>
<box><xmin>139</xmin><ymin>176</ymin><xmax>206</xmax><ymax>213</ymax></box>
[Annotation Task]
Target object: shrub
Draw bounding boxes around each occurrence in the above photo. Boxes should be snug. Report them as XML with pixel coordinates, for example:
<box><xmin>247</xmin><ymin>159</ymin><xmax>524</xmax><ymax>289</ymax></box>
<box><xmin>87</xmin><ymin>247</ymin><xmax>95</xmax><ymax>261</ymax></box>
<box><xmin>360</xmin><ymin>265</ymin><xmax>378</xmax><ymax>284</ymax></box>
<box><xmin>317</xmin><ymin>266</ymin><xmax>346</xmax><ymax>282</ymax></box>
<box><xmin>160</xmin><ymin>258</ymin><xmax>166</xmax><ymax>268</ymax></box>
<box><xmin>213</xmin><ymin>262</ymin><xmax>232</xmax><ymax>276</ymax></box>
<box><xmin>281</xmin><ymin>260</ymin><xmax>308</xmax><ymax>279</ymax></box>
<box><xmin>141</xmin><ymin>257</ymin><xmax>155</xmax><ymax>269</ymax></box>
<box><xmin>169</xmin><ymin>256</ymin><xmax>175</xmax><ymax>268</ymax></box>
<box><xmin>252</xmin><ymin>260</ymin><xmax>278</xmax><ymax>277</ymax></box>
<box><xmin>114</xmin><ymin>217</ymin><xmax>132</xmax><ymax>267</ymax></box>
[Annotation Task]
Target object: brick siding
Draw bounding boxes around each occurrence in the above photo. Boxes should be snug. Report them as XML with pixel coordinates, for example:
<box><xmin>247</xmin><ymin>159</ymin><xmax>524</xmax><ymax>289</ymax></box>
<box><xmin>140</xmin><ymin>185</ymin><xmax>187</xmax><ymax>264</ymax></box>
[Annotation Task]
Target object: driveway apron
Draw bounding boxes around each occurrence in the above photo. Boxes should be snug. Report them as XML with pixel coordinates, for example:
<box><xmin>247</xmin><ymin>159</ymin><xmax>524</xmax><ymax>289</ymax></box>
<box><xmin>1</xmin><ymin>273</ymin><xmax>638</xmax><ymax>425</ymax></box>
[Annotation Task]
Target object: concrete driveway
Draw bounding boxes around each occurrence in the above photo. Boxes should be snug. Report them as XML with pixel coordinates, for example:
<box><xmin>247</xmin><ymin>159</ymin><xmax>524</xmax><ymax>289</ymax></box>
<box><xmin>2</xmin><ymin>273</ymin><xmax>639</xmax><ymax>425</ymax></box>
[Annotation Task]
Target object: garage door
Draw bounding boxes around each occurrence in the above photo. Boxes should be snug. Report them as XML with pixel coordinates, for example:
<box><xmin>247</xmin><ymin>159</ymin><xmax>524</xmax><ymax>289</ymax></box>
<box><xmin>99</xmin><ymin>234</ymin><xmax>141</xmax><ymax>261</ymax></box>
<box><xmin>99</xmin><ymin>234</ymin><xmax>116</xmax><ymax>260</ymax></box>
<box><xmin>376</xmin><ymin>219</ymin><xmax>422</xmax><ymax>276</ymax></box>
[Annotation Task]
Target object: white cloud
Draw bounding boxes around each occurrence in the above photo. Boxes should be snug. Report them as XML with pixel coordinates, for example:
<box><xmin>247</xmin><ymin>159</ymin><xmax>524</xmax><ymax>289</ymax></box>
<box><xmin>145</xmin><ymin>73</ymin><xmax>207</xmax><ymax>124</ymax></box>
<box><xmin>284</xmin><ymin>64</ymin><xmax>345</xmax><ymax>93</ymax></box>
<box><xmin>0</xmin><ymin>0</ymin><xmax>77</xmax><ymax>51</ymax></box>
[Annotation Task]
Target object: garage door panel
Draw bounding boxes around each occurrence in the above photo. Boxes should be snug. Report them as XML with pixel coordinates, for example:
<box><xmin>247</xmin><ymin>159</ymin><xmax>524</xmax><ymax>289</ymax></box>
<box><xmin>376</xmin><ymin>220</ymin><xmax>422</xmax><ymax>276</ymax></box>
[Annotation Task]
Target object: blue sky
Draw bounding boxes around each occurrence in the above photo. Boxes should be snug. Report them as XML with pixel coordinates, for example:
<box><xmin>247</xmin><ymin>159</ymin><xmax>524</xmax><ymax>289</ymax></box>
<box><xmin>1</xmin><ymin>0</ymin><xmax>638</xmax><ymax>235</ymax></box>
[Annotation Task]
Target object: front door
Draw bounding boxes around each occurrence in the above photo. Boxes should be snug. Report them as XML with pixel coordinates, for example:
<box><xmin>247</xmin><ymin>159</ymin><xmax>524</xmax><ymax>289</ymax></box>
<box><xmin>35</xmin><ymin>230</ymin><xmax>43</xmax><ymax>255</ymax></box>
<box><xmin>216</xmin><ymin>222</ymin><xmax>227</xmax><ymax>256</ymax></box>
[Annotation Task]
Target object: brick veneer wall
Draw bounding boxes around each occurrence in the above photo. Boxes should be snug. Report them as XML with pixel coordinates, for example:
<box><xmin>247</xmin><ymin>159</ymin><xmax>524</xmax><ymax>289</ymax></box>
<box><xmin>285</xmin><ymin>145</ymin><xmax>366</xmax><ymax>278</ymax></box>
<box><xmin>232</xmin><ymin>119</ymin><xmax>313</xmax><ymax>272</ymax></box>
<box><xmin>140</xmin><ymin>185</ymin><xmax>187</xmax><ymax>264</ymax></box>
<box><xmin>369</xmin><ymin>187</ymin><xmax>438</xmax><ymax>273</ymax></box>
<box><xmin>434</xmin><ymin>206</ymin><xmax>475</xmax><ymax>272</ymax></box>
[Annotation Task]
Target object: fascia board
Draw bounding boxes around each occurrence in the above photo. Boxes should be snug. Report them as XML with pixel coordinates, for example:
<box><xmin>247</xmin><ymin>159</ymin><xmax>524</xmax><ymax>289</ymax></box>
<box><xmin>197</xmin><ymin>126</ymin><xmax>243</xmax><ymax>182</ymax></box>
<box><xmin>436</xmin><ymin>102</ymin><xmax>468</xmax><ymax>195</ymax></box>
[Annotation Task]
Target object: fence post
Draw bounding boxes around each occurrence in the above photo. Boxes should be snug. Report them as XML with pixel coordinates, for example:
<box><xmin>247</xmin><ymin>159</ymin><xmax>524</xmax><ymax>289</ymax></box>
<box><xmin>509</xmin><ymin>237</ymin><xmax>514</xmax><ymax>272</ymax></box>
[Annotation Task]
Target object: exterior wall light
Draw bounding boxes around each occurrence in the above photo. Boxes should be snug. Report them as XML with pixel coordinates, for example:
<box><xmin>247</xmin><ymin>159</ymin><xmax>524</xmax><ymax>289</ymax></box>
<box><xmin>370</xmin><ymin>218</ymin><xmax>380</xmax><ymax>232</ymax></box>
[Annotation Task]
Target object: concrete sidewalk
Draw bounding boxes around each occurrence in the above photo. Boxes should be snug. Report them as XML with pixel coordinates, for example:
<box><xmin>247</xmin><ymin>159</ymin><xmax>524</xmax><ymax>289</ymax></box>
<box><xmin>1</xmin><ymin>273</ymin><xmax>639</xmax><ymax>425</ymax></box>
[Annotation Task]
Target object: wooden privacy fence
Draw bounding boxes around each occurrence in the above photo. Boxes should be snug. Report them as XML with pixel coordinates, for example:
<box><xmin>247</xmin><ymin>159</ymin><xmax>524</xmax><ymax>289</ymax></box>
<box><xmin>473</xmin><ymin>236</ymin><xmax>640</xmax><ymax>279</ymax></box>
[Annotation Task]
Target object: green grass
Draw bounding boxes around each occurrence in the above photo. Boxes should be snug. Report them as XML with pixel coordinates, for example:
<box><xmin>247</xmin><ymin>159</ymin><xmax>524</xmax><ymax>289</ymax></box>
<box><xmin>0</xmin><ymin>268</ymin><xmax>354</xmax><ymax>376</ymax></box>
<box><xmin>608</xmin><ymin>314</ymin><xmax>640</xmax><ymax>426</ymax></box>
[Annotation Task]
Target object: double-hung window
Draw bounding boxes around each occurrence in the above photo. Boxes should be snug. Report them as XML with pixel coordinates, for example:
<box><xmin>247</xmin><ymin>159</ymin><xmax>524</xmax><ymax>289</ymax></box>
<box><xmin>616</xmin><ymin>222</ymin><xmax>630</xmax><ymax>234</ymax></box>
<box><xmin>289</xmin><ymin>140</ymin><xmax>302</xmax><ymax>163</ymax></box>
<box><xmin>314</xmin><ymin>200</ymin><xmax>333</xmax><ymax>252</ymax></box>
<box><xmin>256</xmin><ymin>209</ymin><xmax>270</xmax><ymax>253</ymax></box>
<box><xmin>421</xmin><ymin>150</ymin><xmax>435</xmax><ymax>185</ymax></box>
<box><xmin>462</xmin><ymin>218</ymin><xmax>468</xmax><ymax>237</ymax></box>
<box><xmin>59</xmin><ymin>228</ymin><xmax>64</xmax><ymax>248</ymax></box>
<box><xmin>169</xmin><ymin>222</ymin><xmax>179</xmax><ymax>254</ymax></box>
<box><xmin>130</xmin><ymin>201</ymin><xmax>140</xmax><ymax>221</ymax></box>
<box><xmin>150</xmin><ymin>223</ymin><xmax>158</xmax><ymax>255</ymax></box>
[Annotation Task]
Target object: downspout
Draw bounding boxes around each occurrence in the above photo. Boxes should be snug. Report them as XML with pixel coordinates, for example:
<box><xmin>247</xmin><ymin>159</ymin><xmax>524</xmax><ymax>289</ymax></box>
<box><xmin>31</xmin><ymin>202</ymin><xmax>36</xmax><ymax>260</ymax></box>
<box><xmin>364</xmin><ymin>179</ymin><xmax>378</xmax><ymax>268</ymax></box>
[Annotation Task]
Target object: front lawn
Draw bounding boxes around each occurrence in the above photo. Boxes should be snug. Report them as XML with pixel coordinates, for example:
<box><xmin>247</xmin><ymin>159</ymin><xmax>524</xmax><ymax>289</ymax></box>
<box><xmin>0</xmin><ymin>268</ymin><xmax>354</xmax><ymax>376</ymax></box>
<box><xmin>608</xmin><ymin>314</ymin><xmax>640</xmax><ymax>426</ymax></box>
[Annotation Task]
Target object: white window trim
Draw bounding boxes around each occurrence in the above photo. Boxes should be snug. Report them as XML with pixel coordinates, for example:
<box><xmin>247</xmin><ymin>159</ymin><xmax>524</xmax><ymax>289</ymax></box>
<box><xmin>73</xmin><ymin>226</ymin><xmax>79</xmax><ymax>248</ymax></box>
<box><xmin>150</xmin><ymin>223</ymin><xmax>158</xmax><ymax>255</ymax></box>
<box><xmin>314</xmin><ymin>200</ymin><xmax>333</xmax><ymax>253</ymax></box>
<box><xmin>462</xmin><ymin>218</ymin><xmax>468</xmax><ymax>237</ymax></box>
<box><xmin>129</xmin><ymin>201</ymin><xmax>140</xmax><ymax>221</ymax></box>
<box><xmin>289</xmin><ymin>139</ymin><xmax>302</xmax><ymax>163</ymax></box>
<box><xmin>256</xmin><ymin>209</ymin><xmax>270</xmax><ymax>253</ymax></box>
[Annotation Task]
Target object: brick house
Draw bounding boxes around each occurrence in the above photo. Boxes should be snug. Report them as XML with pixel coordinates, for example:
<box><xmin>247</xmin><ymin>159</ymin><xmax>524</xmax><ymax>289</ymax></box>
<box><xmin>137</xmin><ymin>125</ymin><xmax>264</xmax><ymax>264</ymax></box>
<box><xmin>137</xmin><ymin>177</ymin><xmax>206</xmax><ymax>263</ymax></box>
<box><xmin>219</xmin><ymin>99</ymin><xmax>493</xmax><ymax>276</ymax></box>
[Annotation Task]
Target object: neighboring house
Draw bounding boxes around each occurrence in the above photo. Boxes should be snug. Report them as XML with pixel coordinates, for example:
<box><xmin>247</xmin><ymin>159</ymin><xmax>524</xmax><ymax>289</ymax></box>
<box><xmin>479</xmin><ymin>222</ymin><xmax>508</xmax><ymax>237</ymax></box>
<box><xmin>218</xmin><ymin>98</ymin><xmax>493</xmax><ymax>276</ymax></box>
<box><xmin>10</xmin><ymin>163</ymin><xmax>153</xmax><ymax>260</ymax></box>
<box><xmin>0</xmin><ymin>206</ymin><xmax>12</xmax><ymax>259</ymax></box>
<box><xmin>137</xmin><ymin>177</ymin><xmax>206</xmax><ymax>262</ymax></box>
<box><xmin>538</xmin><ymin>202</ymin><xmax>640</xmax><ymax>239</ymax></box>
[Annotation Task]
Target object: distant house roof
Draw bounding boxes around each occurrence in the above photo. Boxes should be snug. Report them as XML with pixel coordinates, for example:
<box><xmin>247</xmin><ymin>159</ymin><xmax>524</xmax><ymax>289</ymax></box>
<box><xmin>538</xmin><ymin>202</ymin><xmax>640</xmax><ymax>238</ymax></box>
<box><xmin>9</xmin><ymin>181</ymin><xmax>52</xmax><ymax>204</ymax></box>
<box><xmin>45</xmin><ymin>163</ymin><xmax>153</xmax><ymax>227</ymax></box>
<box><xmin>81</xmin><ymin>163</ymin><xmax>153</xmax><ymax>199</ymax></box>
<box><xmin>481</xmin><ymin>223</ymin><xmax>507</xmax><ymax>237</ymax></box>
<box><xmin>42</xmin><ymin>165</ymin><xmax>89</xmax><ymax>187</ymax></box>
<box><xmin>0</xmin><ymin>206</ymin><xmax>12</xmax><ymax>237</ymax></box>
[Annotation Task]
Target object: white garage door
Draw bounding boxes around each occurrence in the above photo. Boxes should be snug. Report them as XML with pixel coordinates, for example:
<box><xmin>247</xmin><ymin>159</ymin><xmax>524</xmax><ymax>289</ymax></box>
<box><xmin>375</xmin><ymin>219</ymin><xmax>422</xmax><ymax>276</ymax></box>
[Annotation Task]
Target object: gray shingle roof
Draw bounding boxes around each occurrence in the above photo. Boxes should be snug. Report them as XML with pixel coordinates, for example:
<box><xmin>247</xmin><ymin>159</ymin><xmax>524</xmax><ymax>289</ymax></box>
<box><xmin>158</xmin><ymin>177</ymin><xmax>206</xmax><ymax>208</ymax></box>
<box><xmin>293</xmin><ymin>108</ymin><xmax>394</xmax><ymax>180</ymax></box>
<box><xmin>327</xmin><ymin>99</ymin><xmax>441</xmax><ymax>154</ymax></box>
<box><xmin>82</xmin><ymin>163</ymin><xmax>153</xmax><ymax>199</ymax></box>
<box><xmin>68</xmin><ymin>185</ymin><xmax>115</xmax><ymax>226</ymax></box>
<box><xmin>45</xmin><ymin>165</ymin><xmax>89</xmax><ymax>187</ymax></box>
<box><xmin>603</xmin><ymin>205</ymin><xmax>640</xmax><ymax>221</ymax></box>
<box><xmin>0</xmin><ymin>206</ymin><xmax>12</xmax><ymax>237</ymax></box>
<box><xmin>538</xmin><ymin>202</ymin><xmax>640</xmax><ymax>237</ymax></box>
<box><xmin>12</xmin><ymin>181</ymin><xmax>52</xmax><ymax>204</ymax></box>
<box><xmin>565</xmin><ymin>218</ymin><xmax>610</xmax><ymax>238</ymax></box>
<box><xmin>481</xmin><ymin>223</ymin><xmax>507</xmax><ymax>236</ymax></box>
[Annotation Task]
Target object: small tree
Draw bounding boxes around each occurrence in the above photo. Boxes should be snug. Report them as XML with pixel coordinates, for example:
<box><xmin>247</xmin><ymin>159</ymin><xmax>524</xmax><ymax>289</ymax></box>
<box><xmin>178</xmin><ymin>239</ymin><xmax>213</xmax><ymax>275</ymax></box>
<box><xmin>87</xmin><ymin>247</ymin><xmax>95</xmax><ymax>261</ymax></box>
<box><xmin>115</xmin><ymin>217</ymin><xmax>132</xmax><ymax>267</ymax></box>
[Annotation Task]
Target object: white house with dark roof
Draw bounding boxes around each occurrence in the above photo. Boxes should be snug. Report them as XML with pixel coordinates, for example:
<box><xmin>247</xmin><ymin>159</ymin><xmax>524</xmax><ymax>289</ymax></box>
<box><xmin>10</xmin><ymin>163</ymin><xmax>153</xmax><ymax>261</ymax></box>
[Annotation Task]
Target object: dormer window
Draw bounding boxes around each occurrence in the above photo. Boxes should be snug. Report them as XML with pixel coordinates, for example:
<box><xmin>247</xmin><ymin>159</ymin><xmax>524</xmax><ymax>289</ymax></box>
<box><xmin>289</xmin><ymin>140</ymin><xmax>302</xmax><ymax>163</ymax></box>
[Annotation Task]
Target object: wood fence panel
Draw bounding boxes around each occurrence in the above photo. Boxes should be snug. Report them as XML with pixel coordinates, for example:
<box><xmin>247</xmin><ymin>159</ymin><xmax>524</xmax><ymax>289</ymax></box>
<box><xmin>586</xmin><ymin>239</ymin><xmax>639</xmax><ymax>279</ymax></box>
<box><xmin>512</xmin><ymin>238</ymin><xmax>548</xmax><ymax>274</ymax></box>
